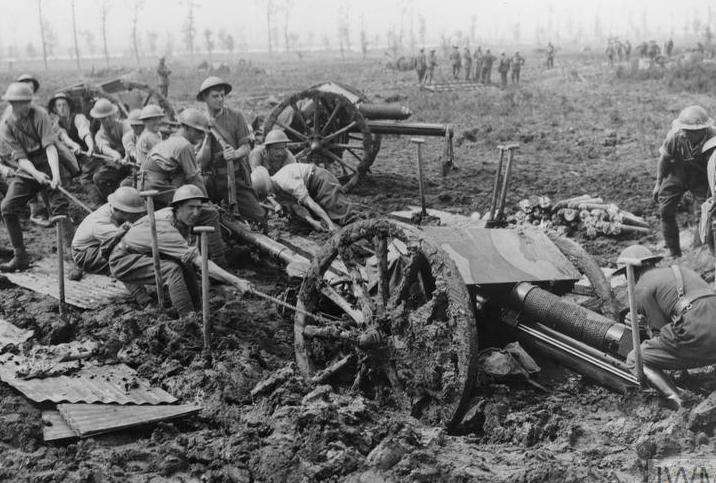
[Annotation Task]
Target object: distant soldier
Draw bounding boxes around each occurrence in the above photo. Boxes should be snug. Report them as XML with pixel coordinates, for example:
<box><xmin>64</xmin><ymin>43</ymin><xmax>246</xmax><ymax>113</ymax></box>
<box><xmin>450</xmin><ymin>46</ymin><xmax>462</xmax><ymax>79</ymax></box>
<box><xmin>157</xmin><ymin>57</ymin><xmax>171</xmax><ymax>99</ymax></box>
<box><xmin>648</xmin><ymin>41</ymin><xmax>661</xmax><ymax>60</ymax></box>
<box><xmin>481</xmin><ymin>49</ymin><xmax>496</xmax><ymax>83</ymax></box>
<box><xmin>616</xmin><ymin>40</ymin><xmax>624</xmax><ymax>61</ymax></box>
<box><xmin>546</xmin><ymin>42</ymin><xmax>555</xmax><ymax>69</ymax></box>
<box><xmin>416</xmin><ymin>48</ymin><xmax>427</xmax><ymax>83</ymax></box>
<box><xmin>426</xmin><ymin>50</ymin><xmax>438</xmax><ymax>84</ymax></box>
<box><xmin>473</xmin><ymin>47</ymin><xmax>483</xmax><ymax>81</ymax></box>
<box><xmin>463</xmin><ymin>47</ymin><xmax>472</xmax><ymax>81</ymax></box>
<box><xmin>497</xmin><ymin>52</ymin><xmax>510</xmax><ymax>87</ymax></box>
<box><xmin>665</xmin><ymin>38</ymin><xmax>674</xmax><ymax>57</ymax></box>
<box><xmin>605</xmin><ymin>43</ymin><xmax>616</xmax><ymax>66</ymax></box>
<box><xmin>637</xmin><ymin>41</ymin><xmax>649</xmax><ymax>58</ymax></box>
<box><xmin>511</xmin><ymin>52</ymin><xmax>525</xmax><ymax>84</ymax></box>
<box><xmin>624</xmin><ymin>40</ymin><xmax>632</xmax><ymax>60</ymax></box>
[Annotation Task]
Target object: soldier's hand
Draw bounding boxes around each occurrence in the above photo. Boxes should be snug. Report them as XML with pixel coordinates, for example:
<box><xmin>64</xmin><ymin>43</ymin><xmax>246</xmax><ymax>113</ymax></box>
<box><xmin>49</xmin><ymin>176</ymin><xmax>61</xmax><ymax>190</ymax></box>
<box><xmin>70</xmin><ymin>143</ymin><xmax>81</xmax><ymax>154</ymax></box>
<box><xmin>222</xmin><ymin>145</ymin><xmax>237</xmax><ymax>160</ymax></box>
<box><xmin>33</xmin><ymin>170</ymin><xmax>51</xmax><ymax>185</ymax></box>
<box><xmin>234</xmin><ymin>278</ymin><xmax>253</xmax><ymax>295</ymax></box>
<box><xmin>651</xmin><ymin>182</ymin><xmax>661</xmax><ymax>203</ymax></box>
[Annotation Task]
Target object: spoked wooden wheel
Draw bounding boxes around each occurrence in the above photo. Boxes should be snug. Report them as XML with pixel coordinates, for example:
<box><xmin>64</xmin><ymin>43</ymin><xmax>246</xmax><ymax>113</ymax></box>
<box><xmin>119</xmin><ymin>80</ymin><xmax>176</xmax><ymax>121</ymax></box>
<box><xmin>263</xmin><ymin>89</ymin><xmax>376</xmax><ymax>191</ymax></box>
<box><xmin>294</xmin><ymin>219</ymin><xmax>479</xmax><ymax>429</ymax></box>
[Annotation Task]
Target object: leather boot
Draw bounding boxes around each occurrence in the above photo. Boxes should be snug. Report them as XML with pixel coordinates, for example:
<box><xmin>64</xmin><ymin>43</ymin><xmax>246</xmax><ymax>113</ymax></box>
<box><xmin>0</xmin><ymin>214</ymin><xmax>30</xmax><ymax>272</ymax></box>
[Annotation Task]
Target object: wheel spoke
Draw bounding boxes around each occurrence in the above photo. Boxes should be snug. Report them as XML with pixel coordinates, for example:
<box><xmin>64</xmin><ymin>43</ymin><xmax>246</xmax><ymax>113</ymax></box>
<box><xmin>295</xmin><ymin>147</ymin><xmax>310</xmax><ymax>160</ymax></box>
<box><xmin>312</xmin><ymin>95</ymin><xmax>320</xmax><ymax>135</ymax></box>
<box><xmin>290</xmin><ymin>100</ymin><xmax>308</xmax><ymax>132</ymax></box>
<box><xmin>330</xmin><ymin>143</ymin><xmax>364</xmax><ymax>150</ymax></box>
<box><xmin>340</xmin><ymin>249</ymin><xmax>374</xmax><ymax>320</ymax></box>
<box><xmin>346</xmin><ymin>148</ymin><xmax>364</xmax><ymax>165</ymax></box>
<box><xmin>388</xmin><ymin>252</ymin><xmax>420</xmax><ymax>310</ymax></box>
<box><xmin>321</xmin><ymin>103</ymin><xmax>342</xmax><ymax>136</ymax></box>
<box><xmin>275</xmin><ymin>121</ymin><xmax>310</xmax><ymax>142</ymax></box>
<box><xmin>319</xmin><ymin>148</ymin><xmax>357</xmax><ymax>174</ymax></box>
<box><xmin>374</xmin><ymin>234</ymin><xmax>390</xmax><ymax>311</ymax></box>
<box><xmin>323</xmin><ymin>121</ymin><xmax>358</xmax><ymax>144</ymax></box>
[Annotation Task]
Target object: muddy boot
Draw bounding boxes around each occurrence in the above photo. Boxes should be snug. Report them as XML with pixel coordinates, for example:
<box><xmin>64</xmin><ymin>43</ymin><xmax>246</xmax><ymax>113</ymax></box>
<box><xmin>29</xmin><ymin>196</ymin><xmax>51</xmax><ymax>228</ymax></box>
<box><xmin>661</xmin><ymin>218</ymin><xmax>682</xmax><ymax>258</ymax></box>
<box><xmin>0</xmin><ymin>215</ymin><xmax>30</xmax><ymax>272</ymax></box>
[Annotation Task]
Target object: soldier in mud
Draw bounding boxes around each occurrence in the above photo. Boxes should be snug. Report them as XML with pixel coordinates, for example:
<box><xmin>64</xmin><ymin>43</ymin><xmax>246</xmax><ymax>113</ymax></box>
<box><xmin>195</xmin><ymin>76</ymin><xmax>266</xmax><ymax>227</ymax></box>
<box><xmin>450</xmin><ymin>46</ymin><xmax>461</xmax><ymax>79</ymax></box>
<box><xmin>135</xmin><ymin>105</ymin><xmax>165</xmax><ymax>166</ymax></box>
<box><xmin>69</xmin><ymin>186</ymin><xmax>147</xmax><ymax>287</ymax></box>
<box><xmin>463</xmin><ymin>47</ymin><xmax>473</xmax><ymax>81</ymax></box>
<box><xmin>605</xmin><ymin>42</ymin><xmax>615</xmax><ymax>66</ymax></box>
<box><xmin>614</xmin><ymin>245</ymin><xmax>716</xmax><ymax>406</ymax></box>
<box><xmin>416</xmin><ymin>48</ymin><xmax>427</xmax><ymax>83</ymax></box>
<box><xmin>109</xmin><ymin>184</ymin><xmax>252</xmax><ymax>316</ymax></box>
<box><xmin>157</xmin><ymin>57</ymin><xmax>171</xmax><ymax>99</ymax></box>
<box><xmin>249</xmin><ymin>129</ymin><xmax>296</xmax><ymax>175</ymax></box>
<box><xmin>545</xmin><ymin>42</ymin><xmax>555</xmax><ymax>69</ymax></box>
<box><xmin>497</xmin><ymin>52</ymin><xmax>510</xmax><ymax>88</ymax></box>
<box><xmin>511</xmin><ymin>52</ymin><xmax>525</xmax><ymax>84</ymax></box>
<box><xmin>624</xmin><ymin>40</ymin><xmax>632</xmax><ymax>60</ymax></box>
<box><xmin>0</xmin><ymin>83</ymin><xmax>75</xmax><ymax>272</ymax></box>
<box><xmin>652</xmin><ymin>105</ymin><xmax>716</xmax><ymax>258</ymax></box>
<box><xmin>473</xmin><ymin>47</ymin><xmax>483</xmax><ymax>81</ymax></box>
<box><xmin>426</xmin><ymin>50</ymin><xmax>438</xmax><ymax>84</ymax></box>
<box><xmin>481</xmin><ymin>49</ymin><xmax>496</xmax><ymax>84</ymax></box>
<box><xmin>665</xmin><ymin>38</ymin><xmax>674</xmax><ymax>57</ymax></box>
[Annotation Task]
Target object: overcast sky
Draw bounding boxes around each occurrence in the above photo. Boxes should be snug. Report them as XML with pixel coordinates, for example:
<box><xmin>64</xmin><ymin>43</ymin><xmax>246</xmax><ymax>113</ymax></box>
<box><xmin>0</xmin><ymin>0</ymin><xmax>712</xmax><ymax>56</ymax></box>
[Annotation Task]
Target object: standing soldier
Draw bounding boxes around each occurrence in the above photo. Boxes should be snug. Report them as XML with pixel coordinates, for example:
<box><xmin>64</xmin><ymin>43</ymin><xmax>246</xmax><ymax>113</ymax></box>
<box><xmin>481</xmin><ymin>49</ymin><xmax>496</xmax><ymax>84</ymax></box>
<box><xmin>497</xmin><ymin>52</ymin><xmax>510</xmax><ymax>88</ymax></box>
<box><xmin>0</xmin><ymin>83</ymin><xmax>74</xmax><ymax>272</ymax></box>
<box><xmin>546</xmin><ymin>42</ymin><xmax>555</xmax><ymax>69</ymax></box>
<box><xmin>624</xmin><ymin>40</ymin><xmax>632</xmax><ymax>60</ymax></box>
<box><xmin>90</xmin><ymin>99</ymin><xmax>134</xmax><ymax>203</ymax></box>
<box><xmin>135</xmin><ymin>105</ymin><xmax>165</xmax><ymax>166</ymax></box>
<box><xmin>416</xmin><ymin>48</ymin><xmax>427</xmax><ymax>84</ymax></box>
<box><xmin>157</xmin><ymin>57</ymin><xmax>171</xmax><ymax>99</ymax></box>
<box><xmin>665</xmin><ymin>38</ymin><xmax>674</xmax><ymax>57</ymax></box>
<box><xmin>450</xmin><ymin>46</ymin><xmax>462</xmax><ymax>79</ymax></box>
<box><xmin>606</xmin><ymin>42</ymin><xmax>616</xmax><ymax>66</ymax></box>
<box><xmin>616</xmin><ymin>40</ymin><xmax>624</xmax><ymax>62</ymax></box>
<box><xmin>652</xmin><ymin>105</ymin><xmax>716</xmax><ymax>258</ymax></box>
<box><xmin>426</xmin><ymin>50</ymin><xmax>438</xmax><ymax>84</ymax></box>
<box><xmin>473</xmin><ymin>47</ymin><xmax>483</xmax><ymax>82</ymax></box>
<box><xmin>511</xmin><ymin>52</ymin><xmax>525</xmax><ymax>84</ymax></box>
<box><xmin>195</xmin><ymin>76</ymin><xmax>266</xmax><ymax>226</ymax></box>
<box><xmin>463</xmin><ymin>47</ymin><xmax>473</xmax><ymax>81</ymax></box>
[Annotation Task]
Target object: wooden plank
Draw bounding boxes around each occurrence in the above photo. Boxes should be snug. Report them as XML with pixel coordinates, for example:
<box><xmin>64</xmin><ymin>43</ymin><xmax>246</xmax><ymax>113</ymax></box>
<box><xmin>42</xmin><ymin>410</ymin><xmax>78</xmax><ymax>442</ymax></box>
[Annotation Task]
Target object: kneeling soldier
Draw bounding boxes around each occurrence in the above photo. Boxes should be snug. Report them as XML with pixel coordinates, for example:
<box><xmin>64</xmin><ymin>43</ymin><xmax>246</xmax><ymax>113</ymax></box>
<box><xmin>109</xmin><ymin>184</ymin><xmax>251</xmax><ymax>315</ymax></box>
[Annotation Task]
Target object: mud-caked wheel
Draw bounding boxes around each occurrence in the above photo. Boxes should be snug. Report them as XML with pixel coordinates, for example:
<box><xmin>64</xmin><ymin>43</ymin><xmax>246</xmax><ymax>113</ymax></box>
<box><xmin>294</xmin><ymin>219</ymin><xmax>479</xmax><ymax>429</ymax></box>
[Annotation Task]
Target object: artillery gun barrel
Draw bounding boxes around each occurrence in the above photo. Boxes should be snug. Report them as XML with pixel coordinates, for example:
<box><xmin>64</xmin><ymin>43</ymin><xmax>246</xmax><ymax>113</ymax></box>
<box><xmin>364</xmin><ymin>120</ymin><xmax>453</xmax><ymax>138</ymax></box>
<box><xmin>357</xmin><ymin>103</ymin><xmax>413</xmax><ymax>120</ymax></box>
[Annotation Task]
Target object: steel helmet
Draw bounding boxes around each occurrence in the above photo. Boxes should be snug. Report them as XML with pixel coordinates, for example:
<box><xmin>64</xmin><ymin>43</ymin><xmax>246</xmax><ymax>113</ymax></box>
<box><xmin>90</xmin><ymin>98</ymin><xmax>119</xmax><ymax>119</ymax></box>
<box><xmin>196</xmin><ymin>76</ymin><xmax>232</xmax><ymax>101</ymax></box>
<box><xmin>138</xmin><ymin>104</ymin><xmax>165</xmax><ymax>121</ymax></box>
<box><xmin>107</xmin><ymin>186</ymin><xmax>147</xmax><ymax>214</ymax></box>
<box><xmin>16</xmin><ymin>74</ymin><xmax>39</xmax><ymax>93</ymax></box>
<box><xmin>47</xmin><ymin>92</ymin><xmax>73</xmax><ymax>113</ymax></box>
<box><xmin>178</xmin><ymin>108</ymin><xmax>209</xmax><ymax>132</ymax></box>
<box><xmin>170</xmin><ymin>184</ymin><xmax>208</xmax><ymax>206</ymax></box>
<box><xmin>264</xmin><ymin>129</ymin><xmax>290</xmax><ymax>146</ymax></box>
<box><xmin>125</xmin><ymin>109</ymin><xmax>143</xmax><ymax>126</ymax></box>
<box><xmin>251</xmin><ymin>166</ymin><xmax>273</xmax><ymax>197</ymax></box>
<box><xmin>2</xmin><ymin>83</ymin><xmax>33</xmax><ymax>102</ymax></box>
<box><xmin>674</xmin><ymin>105</ymin><xmax>713</xmax><ymax>131</ymax></box>
<box><xmin>614</xmin><ymin>244</ymin><xmax>663</xmax><ymax>276</ymax></box>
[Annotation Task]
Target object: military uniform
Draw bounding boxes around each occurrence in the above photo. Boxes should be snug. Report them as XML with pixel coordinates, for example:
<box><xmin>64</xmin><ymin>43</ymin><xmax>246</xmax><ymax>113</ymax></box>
<box><xmin>627</xmin><ymin>265</ymin><xmax>716</xmax><ymax>370</ymax></box>
<box><xmin>135</xmin><ymin>129</ymin><xmax>162</xmax><ymax>166</ymax></box>
<box><xmin>463</xmin><ymin>49</ymin><xmax>473</xmax><ymax>81</ymax></box>
<box><xmin>416</xmin><ymin>50</ymin><xmax>427</xmax><ymax>83</ymax></box>
<box><xmin>511</xmin><ymin>53</ymin><xmax>524</xmax><ymax>83</ymax></box>
<box><xmin>249</xmin><ymin>144</ymin><xmax>296</xmax><ymax>175</ymax></box>
<box><xmin>481</xmin><ymin>52</ymin><xmax>495</xmax><ymax>83</ymax></box>
<box><xmin>92</xmin><ymin>119</ymin><xmax>133</xmax><ymax>202</ymax></box>
<box><xmin>157</xmin><ymin>59</ymin><xmax>171</xmax><ymax>98</ymax></box>
<box><xmin>497</xmin><ymin>55</ymin><xmax>511</xmax><ymax>87</ymax></box>
<box><xmin>450</xmin><ymin>48</ymin><xmax>462</xmax><ymax>79</ymax></box>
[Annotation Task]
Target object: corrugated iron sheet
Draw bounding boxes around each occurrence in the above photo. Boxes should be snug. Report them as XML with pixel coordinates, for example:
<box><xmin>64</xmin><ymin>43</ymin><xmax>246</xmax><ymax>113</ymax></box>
<box><xmin>3</xmin><ymin>257</ymin><xmax>129</xmax><ymax>309</ymax></box>
<box><xmin>0</xmin><ymin>319</ymin><xmax>33</xmax><ymax>350</ymax></box>
<box><xmin>42</xmin><ymin>410</ymin><xmax>78</xmax><ymax>442</ymax></box>
<box><xmin>57</xmin><ymin>403</ymin><xmax>201</xmax><ymax>437</ymax></box>
<box><xmin>0</xmin><ymin>361</ymin><xmax>176</xmax><ymax>405</ymax></box>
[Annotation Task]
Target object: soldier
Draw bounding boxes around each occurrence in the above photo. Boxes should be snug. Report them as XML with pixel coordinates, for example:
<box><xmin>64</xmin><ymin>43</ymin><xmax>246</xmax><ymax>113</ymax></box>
<box><xmin>665</xmin><ymin>38</ymin><xmax>674</xmax><ymax>57</ymax></box>
<box><xmin>648</xmin><ymin>40</ymin><xmax>661</xmax><ymax>60</ymax></box>
<box><xmin>546</xmin><ymin>42</ymin><xmax>555</xmax><ymax>69</ymax></box>
<box><xmin>157</xmin><ymin>57</ymin><xmax>171</xmax><ymax>99</ymax></box>
<box><xmin>624</xmin><ymin>40</ymin><xmax>632</xmax><ymax>60</ymax></box>
<box><xmin>497</xmin><ymin>52</ymin><xmax>510</xmax><ymax>88</ymax></box>
<box><xmin>510</xmin><ymin>52</ymin><xmax>525</xmax><ymax>84</ymax></box>
<box><xmin>416</xmin><ymin>48</ymin><xmax>427</xmax><ymax>83</ymax></box>
<box><xmin>135</xmin><ymin>104</ymin><xmax>165</xmax><ymax>166</ymax></box>
<box><xmin>473</xmin><ymin>47</ymin><xmax>483</xmax><ymax>81</ymax></box>
<box><xmin>70</xmin><ymin>186</ymin><xmax>147</xmax><ymax>285</ymax></box>
<box><xmin>481</xmin><ymin>49</ymin><xmax>495</xmax><ymax>84</ymax></box>
<box><xmin>605</xmin><ymin>42</ymin><xmax>616</xmax><ymax>66</ymax></box>
<box><xmin>450</xmin><ymin>46</ymin><xmax>461</xmax><ymax>79</ymax></box>
<box><xmin>426</xmin><ymin>50</ymin><xmax>438</xmax><ymax>84</ymax></box>
<box><xmin>48</xmin><ymin>92</ymin><xmax>94</xmax><ymax>157</ymax></box>
<box><xmin>109</xmin><ymin>184</ymin><xmax>252</xmax><ymax>316</ymax></box>
<box><xmin>616</xmin><ymin>40</ymin><xmax>624</xmax><ymax>61</ymax></box>
<box><xmin>90</xmin><ymin>99</ymin><xmax>136</xmax><ymax>203</ymax></box>
<box><xmin>0</xmin><ymin>83</ymin><xmax>74</xmax><ymax>272</ymax></box>
<box><xmin>195</xmin><ymin>76</ymin><xmax>266</xmax><ymax>226</ymax></box>
<box><xmin>652</xmin><ymin>105</ymin><xmax>716</xmax><ymax>258</ymax></box>
<box><xmin>249</xmin><ymin>129</ymin><xmax>296</xmax><ymax>175</ymax></box>
<box><xmin>615</xmin><ymin>245</ymin><xmax>716</xmax><ymax>396</ymax></box>
<box><xmin>122</xmin><ymin>109</ymin><xmax>145</xmax><ymax>165</ymax></box>
<box><xmin>463</xmin><ymin>47</ymin><xmax>473</xmax><ymax>81</ymax></box>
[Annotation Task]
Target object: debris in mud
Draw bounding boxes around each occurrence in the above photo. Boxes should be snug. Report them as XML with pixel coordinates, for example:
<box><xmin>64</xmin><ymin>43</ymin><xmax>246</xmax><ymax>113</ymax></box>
<box><xmin>0</xmin><ymin>319</ymin><xmax>34</xmax><ymax>352</ymax></box>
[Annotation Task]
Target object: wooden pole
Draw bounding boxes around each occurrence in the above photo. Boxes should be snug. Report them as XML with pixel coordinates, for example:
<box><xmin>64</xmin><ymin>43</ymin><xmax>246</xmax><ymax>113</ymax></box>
<box><xmin>624</xmin><ymin>264</ymin><xmax>644</xmax><ymax>384</ymax></box>
<box><xmin>50</xmin><ymin>215</ymin><xmax>67</xmax><ymax>318</ymax></box>
<box><xmin>193</xmin><ymin>226</ymin><xmax>214</xmax><ymax>353</ymax></box>
<box><xmin>410</xmin><ymin>137</ymin><xmax>427</xmax><ymax>217</ymax></box>
<box><xmin>139</xmin><ymin>190</ymin><xmax>166</xmax><ymax>310</ymax></box>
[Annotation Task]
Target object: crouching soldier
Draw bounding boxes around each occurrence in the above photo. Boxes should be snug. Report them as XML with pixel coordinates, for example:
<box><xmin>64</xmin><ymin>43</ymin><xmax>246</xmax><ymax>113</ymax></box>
<box><xmin>0</xmin><ymin>83</ymin><xmax>74</xmax><ymax>272</ymax></box>
<box><xmin>615</xmin><ymin>245</ymin><xmax>716</xmax><ymax>383</ymax></box>
<box><xmin>251</xmin><ymin>164</ymin><xmax>355</xmax><ymax>232</ymax></box>
<box><xmin>109</xmin><ymin>185</ymin><xmax>251</xmax><ymax>316</ymax></box>
<box><xmin>90</xmin><ymin>99</ymin><xmax>135</xmax><ymax>202</ymax></box>
<box><xmin>248</xmin><ymin>129</ymin><xmax>296</xmax><ymax>175</ymax></box>
<box><xmin>70</xmin><ymin>187</ymin><xmax>146</xmax><ymax>287</ymax></box>
<box><xmin>135</xmin><ymin>105</ymin><xmax>165</xmax><ymax>166</ymax></box>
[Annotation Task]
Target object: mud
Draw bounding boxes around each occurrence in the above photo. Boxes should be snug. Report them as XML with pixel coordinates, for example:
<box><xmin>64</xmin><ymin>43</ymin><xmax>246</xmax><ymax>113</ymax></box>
<box><xmin>0</xmin><ymin>52</ymin><xmax>715</xmax><ymax>480</ymax></box>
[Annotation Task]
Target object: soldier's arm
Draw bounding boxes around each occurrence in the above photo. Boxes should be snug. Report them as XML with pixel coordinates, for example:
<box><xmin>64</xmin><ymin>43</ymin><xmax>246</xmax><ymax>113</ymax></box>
<box><xmin>75</xmin><ymin>115</ymin><xmax>95</xmax><ymax>152</ymax></box>
<box><xmin>177</xmin><ymin>145</ymin><xmax>208</xmax><ymax>194</ymax></box>
<box><xmin>95</xmin><ymin>129</ymin><xmax>121</xmax><ymax>159</ymax></box>
<box><xmin>45</xmin><ymin>144</ymin><xmax>62</xmax><ymax>187</ymax></box>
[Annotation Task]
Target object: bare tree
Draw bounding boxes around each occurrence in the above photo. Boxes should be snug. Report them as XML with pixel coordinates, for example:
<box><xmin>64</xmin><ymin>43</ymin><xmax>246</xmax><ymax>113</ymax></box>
<box><xmin>69</xmin><ymin>0</ymin><xmax>81</xmax><ymax>69</ymax></box>
<box><xmin>218</xmin><ymin>30</ymin><xmax>235</xmax><ymax>57</ymax></box>
<box><xmin>100</xmin><ymin>1</ymin><xmax>110</xmax><ymax>67</ymax></box>
<box><xmin>146</xmin><ymin>31</ymin><xmax>159</xmax><ymax>56</ymax></box>
<box><xmin>130</xmin><ymin>1</ymin><xmax>144</xmax><ymax>67</ymax></box>
<box><xmin>26</xmin><ymin>42</ymin><xmax>37</xmax><ymax>59</ymax></box>
<box><xmin>182</xmin><ymin>0</ymin><xmax>197</xmax><ymax>58</ymax></box>
<box><xmin>204</xmin><ymin>29</ymin><xmax>214</xmax><ymax>61</ymax></box>
<box><xmin>257</xmin><ymin>0</ymin><xmax>277</xmax><ymax>55</ymax></box>
<box><xmin>281</xmin><ymin>0</ymin><xmax>294</xmax><ymax>53</ymax></box>
<box><xmin>81</xmin><ymin>30</ymin><xmax>97</xmax><ymax>56</ymax></box>
<box><xmin>164</xmin><ymin>31</ymin><xmax>175</xmax><ymax>57</ymax></box>
<box><xmin>337</xmin><ymin>2</ymin><xmax>350</xmax><ymax>58</ymax></box>
<box><xmin>418</xmin><ymin>14</ymin><xmax>426</xmax><ymax>47</ymax></box>
<box><xmin>37</xmin><ymin>0</ymin><xmax>48</xmax><ymax>70</ymax></box>
<box><xmin>359</xmin><ymin>14</ymin><xmax>368</xmax><ymax>58</ymax></box>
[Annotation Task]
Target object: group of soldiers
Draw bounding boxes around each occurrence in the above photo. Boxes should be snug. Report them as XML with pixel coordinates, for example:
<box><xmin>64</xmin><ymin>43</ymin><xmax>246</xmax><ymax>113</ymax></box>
<box><xmin>0</xmin><ymin>72</ymin><xmax>355</xmax><ymax>316</ymax></box>
<box><xmin>605</xmin><ymin>38</ymin><xmax>673</xmax><ymax>65</ymax></box>
<box><xmin>416</xmin><ymin>47</ymin><xmax>525</xmax><ymax>87</ymax></box>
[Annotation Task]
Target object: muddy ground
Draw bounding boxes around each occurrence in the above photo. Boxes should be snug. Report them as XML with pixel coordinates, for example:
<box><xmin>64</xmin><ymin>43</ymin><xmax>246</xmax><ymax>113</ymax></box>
<box><xmin>1</xmin><ymin>51</ymin><xmax>716</xmax><ymax>481</ymax></box>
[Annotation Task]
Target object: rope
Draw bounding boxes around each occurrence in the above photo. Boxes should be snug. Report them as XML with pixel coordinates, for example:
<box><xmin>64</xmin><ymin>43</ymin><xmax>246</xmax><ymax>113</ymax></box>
<box><xmin>248</xmin><ymin>288</ymin><xmax>338</xmax><ymax>325</ymax></box>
